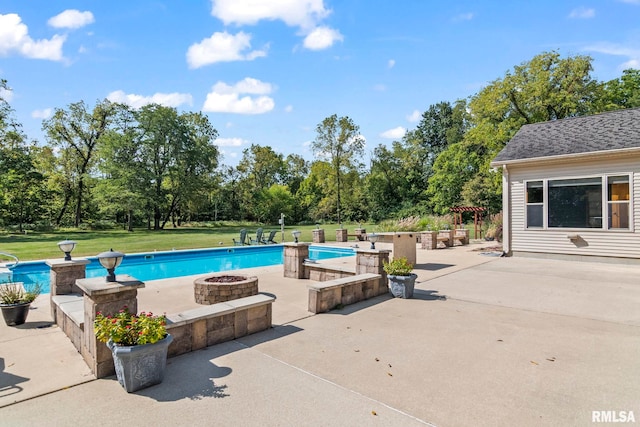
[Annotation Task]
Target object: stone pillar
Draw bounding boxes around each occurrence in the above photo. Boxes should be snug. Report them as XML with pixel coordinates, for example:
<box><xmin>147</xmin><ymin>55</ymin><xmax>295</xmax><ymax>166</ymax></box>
<box><xmin>356</xmin><ymin>249</ymin><xmax>391</xmax><ymax>297</ymax></box>
<box><xmin>336</xmin><ymin>228</ymin><xmax>347</xmax><ymax>242</ymax></box>
<box><xmin>46</xmin><ymin>258</ymin><xmax>91</xmax><ymax>296</ymax></box>
<box><xmin>312</xmin><ymin>229</ymin><xmax>325</xmax><ymax>243</ymax></box>
<box><xmin>354</xmin><ymin>228</ymin><xmax>366</xmax><ymax>241</ymax></box>
<box><xmin>283</xmin><ymin>242</ymin><xmax>310</xmax><ymax>279</ymax></box>
<box><xmin>46</xmin><ymin>258</ymin><xmax>92</xmax><ymax>319</ymax></box>
<box><xmin>440</xmin><ymin>229</ymin><xmax>454</xmax><ymax>247</ymax></box>
<box><xmin>420</xmin><ymin>231</ymin><xmax>437</xmax><ymax>250</ymax></box>
<box><xmin>75</xmin><ymin>275</ymin><xmax>145</xmax><ymax>378</ymax></box>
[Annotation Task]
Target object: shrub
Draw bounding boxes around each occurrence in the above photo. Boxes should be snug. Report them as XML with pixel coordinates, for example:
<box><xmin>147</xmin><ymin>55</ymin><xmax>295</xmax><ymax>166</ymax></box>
<box><xmin>383</xmin><ymin>257</ymin><xmax>414</xmax><ymax>276</ymax></box>
<box><xmin>94</xmin><ymin>306</ymin><xmax>167</xmax><ymax>346</ymax></box>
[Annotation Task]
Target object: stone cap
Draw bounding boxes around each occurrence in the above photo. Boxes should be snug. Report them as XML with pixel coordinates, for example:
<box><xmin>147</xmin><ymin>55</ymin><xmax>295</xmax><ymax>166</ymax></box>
<box><xmin>283</xmin><ymin>242</ymin><xmax>311</xmax><ymax>247</ymax></box>
<box><xmin>45</xmin><ymin>258</ymin><xmax>91</xmax><ymax>267</ymax></box>
<box><xmin>355</xmin><ymin>249</ymin><xmax>391</xmax><ymax>255</ymax></box>
<box><xmin>75</xmin><ymin>274</ymin><xmax>144</xmax><ymax>296</ymax></box>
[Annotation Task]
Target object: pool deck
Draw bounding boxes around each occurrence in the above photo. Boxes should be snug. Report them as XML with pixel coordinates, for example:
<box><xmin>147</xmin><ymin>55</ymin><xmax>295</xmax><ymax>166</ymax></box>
<box><xmin>1</xmin><ymin>240</ymin><xmax>639</xmax><ymax>426</ymax></box>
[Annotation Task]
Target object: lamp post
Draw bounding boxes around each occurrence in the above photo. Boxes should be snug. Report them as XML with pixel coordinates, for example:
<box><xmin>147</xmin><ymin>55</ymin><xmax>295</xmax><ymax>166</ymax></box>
<box><xmin>57</xmin><ymin>240</ymin><xmax>77</xmax><ymax>261</ymax></box>
<box><xmin>97</xmin><ymin>249</ymin><xmax>124</xmax><ymax>282</ymax></box>
<box><xmin>292</xmin><ymin>230</ymin><xmax>301</xmax><ymax>243</ymax></box>
<box><xmin>369</xmin><ymin>232</ymin><xmax>379</xmax><ymax>250</ymax></box>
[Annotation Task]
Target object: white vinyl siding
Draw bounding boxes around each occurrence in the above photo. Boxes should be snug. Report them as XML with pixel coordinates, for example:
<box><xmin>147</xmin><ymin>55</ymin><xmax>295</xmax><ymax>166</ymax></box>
<box><xmin>508</xmin><ymin>156</ymin><xmax>640</xmax><ymax>259</ymax></box>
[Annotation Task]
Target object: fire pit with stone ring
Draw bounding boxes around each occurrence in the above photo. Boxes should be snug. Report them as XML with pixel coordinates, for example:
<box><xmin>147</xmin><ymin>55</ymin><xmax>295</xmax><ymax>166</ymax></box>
<box><xmin>194</xmin><ymin>274</ymin><xmax>259</xmax><ymax>305</ymax></box>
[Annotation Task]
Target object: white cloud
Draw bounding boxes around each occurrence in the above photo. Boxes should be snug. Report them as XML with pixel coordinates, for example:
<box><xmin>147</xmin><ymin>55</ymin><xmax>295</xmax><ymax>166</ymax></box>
<box><xmin>48</xmin><ymin>10</ymin><xmax>95</xmax><ymax>29</ymax></box>
<box><xmin>284</xmin><ymin>105</ymin><xmax>293</xmax><ymax>112</ymax></box>
<box><xmin>31</xmin><ymin>108</ymin><xmax>52</xmax><ymax>119</ymax></box>
<box><xmin>380</xmin><ymin>126</ymin><xmax>406</xmax><ymax>139</ymax></box>
<box><xmin>211</xmin><ymin>0</ymin><xmax>330</xmax><ymax>29</ymax></box>
<box><xmin>0</xmin><ymin>86</ymin><xmax>13</xmax><ymax>103</ymax></box>
<box><xmin>453</xmin><ymin>12</ymin><xmax>474</xmax><ymax>22</ymax></box>
<box><xmin>202</xmin><ymin>77</ymin><xmax>275</xmax><ymax>114</ymax></box>
<box><xmin>407</xmin><ymin>110</ymin><xmax>421</xmax><ymax>123</ymax></box>
<box><xmin>0</xmin><ymin>13</ymin><xmax>66</xmax><ymax>61</ymax></box>
<box><xmin>569</xmin><ymin>7</ymin><xmax>595</xmax><ymax>19</ymax></box>
<box><xmin>186</xmin><ymin>31</ymin><xmax>267</xmax><ymax>69</ymax></box>
<box><xmin>106</xmin><ymin>90</ymin><xmax>193</xmax><ymax>108</ymax></box>
<box><xmin>303</xmin><ymin>26</ymin><xmax>343</xmax><ymax>50</ymax></box>
<box><xmin>214</xmin><ymin>137</ymin><xmax>247</xmax><ymax>147</ymax></box>
<box><xmin>373</xmin><ymin>84</ymin><xmax>386</xmax><ymax>91</ymax></box>
<box><xmin>388</xmin><ymin>59</ymin><xmax>395</xmax><ymax>68</ymax></box>
<box><xmin>584</xmin><ymin>42</ymin><xmax>640</xmax><ymax>70</ymax></box>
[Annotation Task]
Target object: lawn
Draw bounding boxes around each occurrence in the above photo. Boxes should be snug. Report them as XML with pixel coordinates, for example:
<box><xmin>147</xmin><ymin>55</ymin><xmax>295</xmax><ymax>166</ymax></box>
<box><xmin>0</xmin><ymin>223</ymin><xmax>375</xmax><ymax>261</ymax></box>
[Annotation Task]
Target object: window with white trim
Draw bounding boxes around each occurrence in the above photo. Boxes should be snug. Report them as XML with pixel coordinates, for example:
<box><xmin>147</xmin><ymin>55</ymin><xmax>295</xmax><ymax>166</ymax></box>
<box><xmin>525</xmin><ymin>174</ymin><xmax>631</xmax><ymax>230</ymax></box>
<box><xmin>607</xmin><ymin>175</ymin><xmax>629</xmax><ymax>229</ymax></box>
<box><xmin>526</xmin><ymin>181</ymin><xmax>543</xmax><ymax>228</ymax></box>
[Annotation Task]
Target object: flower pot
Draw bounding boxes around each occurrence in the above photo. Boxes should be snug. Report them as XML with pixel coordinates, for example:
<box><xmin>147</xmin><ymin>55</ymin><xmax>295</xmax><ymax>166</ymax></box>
<box><xmin>1</xmin><ymin>302</ymin><xmax>31</xmax><ymax>326</ymax></box>
<box><xmin>388</xmin><ymin>274</ymin><xmax>417</xmax><ymax>299</ymax></box>
<box><xmin>107</xmin><ymin>334</ymin><xmax>173</xmax><ymax>393</ymax></box>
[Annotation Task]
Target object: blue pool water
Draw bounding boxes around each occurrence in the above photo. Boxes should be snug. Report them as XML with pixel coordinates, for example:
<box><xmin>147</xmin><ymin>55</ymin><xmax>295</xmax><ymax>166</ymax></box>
<box><xmin>9</xmin><ymin>245</ymin><xmax>355</xmax><ymax>293</ymax></box>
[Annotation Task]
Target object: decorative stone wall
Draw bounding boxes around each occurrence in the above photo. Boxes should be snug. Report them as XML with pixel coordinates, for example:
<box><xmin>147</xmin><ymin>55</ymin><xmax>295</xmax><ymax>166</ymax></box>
<box><xmin>336</xmin><ymin>229</ymin><xmax>347</xmax><ymax>242</ymax></box>
<box><xmin>194</xmin><ymin>275</ymin><xmax>258</xmax><ymax>304</ymax></box>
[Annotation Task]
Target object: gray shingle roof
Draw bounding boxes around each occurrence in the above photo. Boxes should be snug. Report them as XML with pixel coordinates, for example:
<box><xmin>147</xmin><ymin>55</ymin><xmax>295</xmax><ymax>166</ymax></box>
<box><xmin>492</xmin><ymin>107</ymin><xmax>640</xmax><ymax>164</ymax></box>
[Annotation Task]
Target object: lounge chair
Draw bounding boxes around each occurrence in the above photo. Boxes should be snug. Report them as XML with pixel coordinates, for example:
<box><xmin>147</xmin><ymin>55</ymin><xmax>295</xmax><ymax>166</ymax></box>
<box><xmin>249</xmin><ymin>228</ymin><xmax>264</xmax><ymax>245</ymax></box>
<box><xmin>233</xmin><ymin>229</ymin><xmax>248</xmax><ymax>246</ymax></box>
<box><xmin>262</xmin><ymin>230</ymin><xmax>278</xmax><ymax>244</ymax></box>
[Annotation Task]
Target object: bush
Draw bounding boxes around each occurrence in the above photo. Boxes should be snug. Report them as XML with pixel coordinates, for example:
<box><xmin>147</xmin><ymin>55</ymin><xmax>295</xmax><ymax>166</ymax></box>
<box><xmin>383</xmin><ymin>257</ymin><xmax>414</xmax><ymax>276</ymax></box>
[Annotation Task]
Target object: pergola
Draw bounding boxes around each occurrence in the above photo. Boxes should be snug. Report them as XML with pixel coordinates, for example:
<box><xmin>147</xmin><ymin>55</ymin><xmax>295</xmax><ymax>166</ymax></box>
<box><xmin>450</xmin><ymin>206</ymin><xmax>486</xmax><ymax>239</ymax></box>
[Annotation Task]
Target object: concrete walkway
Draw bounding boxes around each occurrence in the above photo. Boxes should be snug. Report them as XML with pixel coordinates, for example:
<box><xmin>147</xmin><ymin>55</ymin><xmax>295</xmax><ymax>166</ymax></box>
<box><xmin>1</xmin><ymin>241</ymin><xmax>639</xmax><ymax>426</ymax></box>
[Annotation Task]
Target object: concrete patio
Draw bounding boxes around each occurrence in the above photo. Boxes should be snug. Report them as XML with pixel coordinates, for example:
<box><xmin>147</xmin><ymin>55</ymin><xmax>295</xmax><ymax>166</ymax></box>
<box><xmin>1</xmin><ymin>240</ymin><xmax>638</xmax><ymax>426</ymax></box>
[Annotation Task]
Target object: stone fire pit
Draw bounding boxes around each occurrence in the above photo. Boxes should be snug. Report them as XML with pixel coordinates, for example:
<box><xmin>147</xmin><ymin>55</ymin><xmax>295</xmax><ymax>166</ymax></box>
<box><xmin>194</xmin><ymin>274</ymin><xmax>259</xmax><ymax>305</ymax></box>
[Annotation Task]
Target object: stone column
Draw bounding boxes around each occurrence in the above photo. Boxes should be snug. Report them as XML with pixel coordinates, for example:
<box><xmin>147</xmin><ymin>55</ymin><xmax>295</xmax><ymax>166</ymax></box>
<box><xmin>283</xmin><ymin>242</ymin><xmax>310</xmax><ymax>279</ymax></box>
<box><xmin>75</xmin><ymin>275</ymin><xmax>145</xmax><ymax>378</ymax></box>
<box><xmin>420</xmin><ymin>231</ymin><xmax>437</xmax><ymax>250</ymax></box>
<box><xmin>46</xmin><ymin>258</ymin><xmax>92</xmax><ymax>319</ymax></box>
<box><xmin>354</xmin><ymin>228</ymin><xmax>366</xmax><ymax>241</ymax></box>
<box><xmin>312</xmin><ymin>229</ymin><xmax>325</xmax><ymax>243</ymax></box>
<box><xmin>440</xmin><ymin>230</ymin><xmax>454</xmax><ymax>247</ymax></box>
<box><xmin>336</xmin><ymin>228</ymin><xmax>347</xmax><ymax>242</ymax></box>
<box><xmin>356</xmin><ymin>249</ymin><xmax>391</xmax><ymax>297</ymax></box>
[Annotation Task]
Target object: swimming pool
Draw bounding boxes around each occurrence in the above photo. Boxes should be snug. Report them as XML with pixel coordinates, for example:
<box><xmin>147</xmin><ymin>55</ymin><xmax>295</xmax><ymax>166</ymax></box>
<box><xmin>9</xmin><ymin>245</ymin><xmax>355</xmax><ymax>293</ymax></box>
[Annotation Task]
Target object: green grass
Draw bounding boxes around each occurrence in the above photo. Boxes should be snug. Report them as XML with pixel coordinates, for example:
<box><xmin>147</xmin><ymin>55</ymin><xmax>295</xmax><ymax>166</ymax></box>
<box><xmin>0</xmin><ymin>222</ymin><xmax>375</xmax><ymax>261</ymax></box>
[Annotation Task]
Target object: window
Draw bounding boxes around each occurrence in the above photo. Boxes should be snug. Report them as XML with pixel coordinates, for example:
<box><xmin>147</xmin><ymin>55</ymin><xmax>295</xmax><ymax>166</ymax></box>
<box><xmin>548</xmin><ymin>177</ymin><xmax>602</xmax><ymax>228</ymax></box>
<box><xmin>526</xmin><ymin>181</ymin><xmax>543</xmax><ymax>227</ymax></box>
<box><xmin>524</xmin><ymin>174</ymin><xmax>631</xmax><ymax>230</ymax></box>
<box><xmin>607</xmin><ymin>175</ymin><xmax>629</xmax><ymax>229</ymax></box>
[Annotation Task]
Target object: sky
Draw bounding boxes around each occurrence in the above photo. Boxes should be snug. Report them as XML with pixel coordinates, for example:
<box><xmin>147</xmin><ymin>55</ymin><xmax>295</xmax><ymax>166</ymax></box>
<box><xmin>1</xmin><ymin>1</ymin><xmax>640</xmax><ymax>167</ymax></box>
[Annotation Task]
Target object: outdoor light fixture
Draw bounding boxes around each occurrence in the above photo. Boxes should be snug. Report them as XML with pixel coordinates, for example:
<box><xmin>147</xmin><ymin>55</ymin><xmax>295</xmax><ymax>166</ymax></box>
<box><xmin>369</xmin><ymin>232</ymin><xmax>379</xmax><ymax>250</ymax></box>
<box><xmin>57</xmin><ymin>240</ymin><xmax>77</xmax><ymax>261</ymax></box>
<box><xmin>97</xmin><ymin>249</ymin><xmax>125</xmax><ymax>282</ymax></box>
<box><xmin>292</xmin><ymin>230</ymin><xmax>301</xmax><ymax>243</ymax></box>
<box><xmin>315</xmin><ymin>222</ymin><xmax>320</xmax><ymax>229</ymax></box>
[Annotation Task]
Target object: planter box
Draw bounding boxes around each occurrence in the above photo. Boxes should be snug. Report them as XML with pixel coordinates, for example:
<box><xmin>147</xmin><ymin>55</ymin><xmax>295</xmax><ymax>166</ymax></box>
<box><xmin>388</xmin><ymin>274</ymin><xmax>417</xmax><ymax>299</ymax></box>
<box><xmin>107</xmin><ymin>334</ymin><xmax>173</xmax><ymax>392</ymax></box>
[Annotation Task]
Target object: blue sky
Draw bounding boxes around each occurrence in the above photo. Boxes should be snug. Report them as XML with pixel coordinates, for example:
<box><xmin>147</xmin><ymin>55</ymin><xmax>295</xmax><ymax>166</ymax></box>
<box><xmin>1</xmin><ymin>1</ymin><xmax>639</xmax><ymax>166</ymax></box>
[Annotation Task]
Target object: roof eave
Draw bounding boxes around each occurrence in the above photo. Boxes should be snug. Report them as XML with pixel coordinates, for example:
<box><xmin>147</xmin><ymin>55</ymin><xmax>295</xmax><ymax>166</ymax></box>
<box><xmin>490</xmin><ymin>146</ymin><xmax>640</xmax><ymax>168</ymax></box>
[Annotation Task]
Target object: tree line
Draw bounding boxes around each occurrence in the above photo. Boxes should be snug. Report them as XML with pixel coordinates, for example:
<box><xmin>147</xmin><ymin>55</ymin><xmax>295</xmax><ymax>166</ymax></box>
<box><xmin>1</xmin><ymin>51</ymin><xmax>639</xmax><ymax>231</ymax></box>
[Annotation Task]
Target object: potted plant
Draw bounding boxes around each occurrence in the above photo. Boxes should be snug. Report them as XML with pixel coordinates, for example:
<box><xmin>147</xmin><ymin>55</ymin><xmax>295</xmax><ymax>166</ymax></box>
<box><xmin>383</xmin><ymin>257</ymin><xmax>417</xmax><ymax>298</ymax></box>
<box><xmin>95</xmin><ymin>306</ymin><xmax>172</xmax><ymax>392</ymax></box>
<box><xmin>0</xmin><ymin>282</ymin><xmax>42</xmax><ymax>326</ymax></box>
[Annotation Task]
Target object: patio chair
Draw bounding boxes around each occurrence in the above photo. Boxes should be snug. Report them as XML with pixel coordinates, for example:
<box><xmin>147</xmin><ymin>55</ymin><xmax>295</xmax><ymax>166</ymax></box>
<box><xmin>232</xmin><ymin>229</ymin><xmax>248</xmax><ymax>246</ymax></box>
<box><xmin>262</xmin><ymin>230</ymin><xmax>278</xmax><ymax>244</ymax></box>
<box><xmin>249</xmin><ymin>228</ymin><xmax>264</xmax><ymax>245</ymax></box>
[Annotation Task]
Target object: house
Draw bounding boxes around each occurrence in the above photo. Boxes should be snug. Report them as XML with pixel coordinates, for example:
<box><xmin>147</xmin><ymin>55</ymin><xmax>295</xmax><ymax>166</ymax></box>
<box><xmin>490</xmin><ymin>107</ymin><xmax>640</xmax><ymax>261</ymax></box>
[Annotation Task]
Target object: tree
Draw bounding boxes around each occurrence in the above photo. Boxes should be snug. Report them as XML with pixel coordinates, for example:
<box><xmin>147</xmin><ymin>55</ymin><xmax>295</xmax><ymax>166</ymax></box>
<box><xmin>312</xmin><ymin>114</ymin><xmax>365</xmax><ymax>224</ymax></box>
<box><xmin>99</xmin><ymin>104</ymin><xmax>219</xmax><ymax>229</ymax></box>
<box><xmin>43</xmin><ymin>100</ymin><xmax>118</xmax><ymax>226</ymax></box>
<box><xmin>593</xmin><ymin>69</ymin><xmax>640</xmax><ymax>111</ymax></box>
<box><xmin>428</xmin><ymin>51</ymin><xmax>599</xmax><ymax>214</ymax></box>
